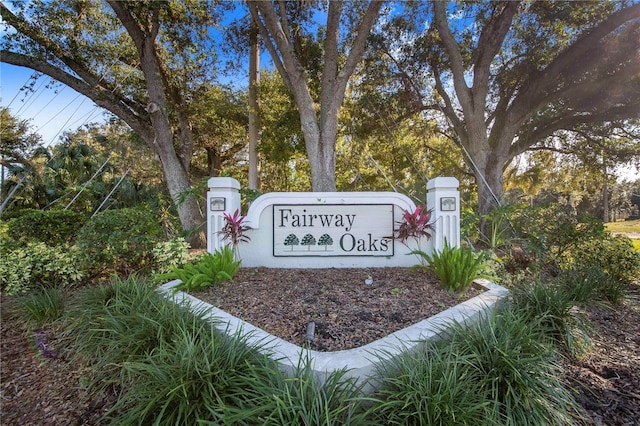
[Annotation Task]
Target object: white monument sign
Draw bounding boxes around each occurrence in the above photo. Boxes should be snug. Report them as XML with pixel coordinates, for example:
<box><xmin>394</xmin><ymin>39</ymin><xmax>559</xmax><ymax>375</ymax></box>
<box><xmin>206</xmin><ymin>177</ymin><xmax>460</xmax><ymax>268</ymax></box>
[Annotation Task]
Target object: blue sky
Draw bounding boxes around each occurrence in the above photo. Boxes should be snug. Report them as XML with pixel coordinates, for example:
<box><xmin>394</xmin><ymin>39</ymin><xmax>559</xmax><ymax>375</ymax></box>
<box><xmin>1</xmin><ymin>62</ymin><xmax>107</xmax><ymax>146</ymax></box>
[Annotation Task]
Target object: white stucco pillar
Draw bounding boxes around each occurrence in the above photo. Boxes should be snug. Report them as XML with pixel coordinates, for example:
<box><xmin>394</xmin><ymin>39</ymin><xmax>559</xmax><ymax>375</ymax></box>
<box><xmin>207</xmin><ymin>177</ymin><xmax>241</xmax><ymax>253</ymax></box>
<box><xmin>426</xmin><ymin>177</ymin><xmax>460</xmax><ymax>252</ymax></box>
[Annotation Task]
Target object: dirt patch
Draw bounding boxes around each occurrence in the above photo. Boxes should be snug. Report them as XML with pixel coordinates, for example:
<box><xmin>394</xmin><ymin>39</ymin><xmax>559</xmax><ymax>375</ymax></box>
<box><xmin>191</xmin><ymin>267</ymin><xmax>484</xmax><ymax>352</ymax></box>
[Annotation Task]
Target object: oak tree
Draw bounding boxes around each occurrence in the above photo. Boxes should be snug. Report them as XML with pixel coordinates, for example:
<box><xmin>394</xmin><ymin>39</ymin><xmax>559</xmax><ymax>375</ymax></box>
<box><xmin>246</xmin><ymin>0</ymin><xmax>383</xmax><ymax>191</ymax></box>
<box><xmin>370</xmin><ymin>1</ymin><xmax>640</xmax><ymax>225</ymax></box>
<box><xmin>1</xmin><ymin>0</ymin><xmax>222</xmax><ymax>247</ymax></box>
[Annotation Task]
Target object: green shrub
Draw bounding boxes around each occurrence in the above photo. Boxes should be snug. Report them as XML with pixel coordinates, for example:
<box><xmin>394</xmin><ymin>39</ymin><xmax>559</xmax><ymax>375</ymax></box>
<box><xmin>156</xmin><ymin>245</ymin><xmax>240</xmax><ymax>291</ymax></box>
<box><xmin>512</xmin><ymin>204</ymin><xmax>605</xmax><ymax>267</ymax></box>
<box><xmin>368</xmin><ymin>308</ymin><xmax>581</xmax><ymax>425</ymax></box>
<box><xmin>76</xmin><ymin>208</ymin><xmax>163</xmax><ymax>275</ymax></box>
<box><xmin>20</xmin><ymin>287</ymin><xmax>65</xmax><ymax>323</ymax></box>
<box><xmin>573</xmin><ymin>234</ymin><xmax>640</xmax><ymax>287</ymax></box>
<box><xmin>411</xmin><ymin>240</ymin><xmax>487</xmax><ymax>292</ymax></box>
<box><xmin>0</xmin><ymin>208</ymin><xmax>40</xmax><ymax>222</ymax></box>
<box><xmin>0</xmin><ymin>220</ymin><xmax>19</xmax><ymax>252</ymax></box>
<box><xmin>479</xmin><ymin>203</ymin><xmax>520</xmax><ymax>250</ymax></box>
<box><xmin>151</xmin><ymin>237</ymin><xmax>190</xmax><ymax>274</ymax></box>
<box><xmin>6</xmin><ymin>209</ymin><xmax>87</xmax><ymax>245</ymax></box>
<box><xmin>0</xmin><ymin>243</ymin><xmax>84</xmax><ymax>295</ymax></box>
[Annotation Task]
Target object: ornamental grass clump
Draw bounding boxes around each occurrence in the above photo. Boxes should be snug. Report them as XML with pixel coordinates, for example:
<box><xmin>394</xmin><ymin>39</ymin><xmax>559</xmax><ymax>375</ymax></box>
<box><xmin>367</xmin><ymin>308</ymin><xmax>583</xmax><ymax>425</ymax></box>
<box><xmin>411</xmin><ymin>240</ymin><xmax>487</xmax><ymax>292</ymax></box>
<box><xmin>62</xmin><ymin>275</ymin><xmax>277</xmax><ymax>424</ymax></box>
<box><xmin>509</xmin><ymin>276</ymin><xmax>592</xmax><ymax>356</ymax></box>
<box><xmin>20</xmin><ymin>287</ymin><xmax>65</xmax><ymax>324</ymax></box>
<box><xmin>219</xmin><ymin>353</ymin><xmax>370</xmax><ymax>425</ymax></box>
<box><xmin>104</xmin><ymin>320</ymin><xmax>271</xmax><ymax>425</ymax></box>
<box><xmin>63</xmin><ymin>276</ymin><xmax>211</xmax><ymax>392</ymax></box>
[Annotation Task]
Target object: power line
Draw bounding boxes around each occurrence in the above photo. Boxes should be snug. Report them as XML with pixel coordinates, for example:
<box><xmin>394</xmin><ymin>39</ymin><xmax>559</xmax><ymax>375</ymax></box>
<box><xmin>66</xmin><ymin>106</ymin><xmax>103</xmax><ymax>130</ymax></box>
<box><xmin>92</xmin><ymin>168</ymin><xmax>130</xmax><ymax>217</ymax></box>
<box><xmin>31</xmin><ymin>85</ymin><xmax>68</xmax><ymax>118</ymax></box>
<box><xmin>64</xmin><ymin>155</ymin><xmax>112</xmax><ymax>210</ymax></box>
<box><xmin>4</xmin><ymin>72</ymin><xmax>37</xmax><ymax>109</ymax></box>
<box><xmin>14</xmin><ymin>76</ymin><xmax>49</xmax><ymax>115</ymax></box>
<box><xmin>44</xmin><ymin>97</ymin><xmax>89</xmax><ymax>146</ymax></box>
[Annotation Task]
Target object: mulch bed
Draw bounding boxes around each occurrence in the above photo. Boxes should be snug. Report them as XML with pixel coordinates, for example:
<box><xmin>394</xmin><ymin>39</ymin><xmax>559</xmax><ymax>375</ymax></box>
<box><xmin>191</xmin><ymin>267</ymin><xmax>484</xmax><ymax>352</ymax></box>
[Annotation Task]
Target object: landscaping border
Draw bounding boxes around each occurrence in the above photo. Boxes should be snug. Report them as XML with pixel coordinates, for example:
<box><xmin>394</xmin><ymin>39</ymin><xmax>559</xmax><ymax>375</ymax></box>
<box><xmin>159</xmin><ymin>278</ymin><xmax>509</xmax><ymax>393</ymax></box>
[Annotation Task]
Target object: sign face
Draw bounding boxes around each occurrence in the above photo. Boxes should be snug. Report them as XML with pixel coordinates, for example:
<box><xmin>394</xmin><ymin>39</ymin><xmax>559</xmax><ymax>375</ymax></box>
<box><xmin>273</xmin><ymin>204</ymin><xmax>394</xmax><ymax>257</ymax></box>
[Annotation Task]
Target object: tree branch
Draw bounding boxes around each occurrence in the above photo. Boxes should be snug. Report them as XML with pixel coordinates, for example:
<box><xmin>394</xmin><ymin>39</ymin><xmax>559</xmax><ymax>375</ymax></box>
<box><xmin>334</xmin><ymin>0</ymin><xmax>383</xmax><ymax>97</ymax></box>
<box><xmin>432</xmin><ymin>1</ymin><xmax>473</xmax><ymax>112</ymax></box>
<box><xmin>510</xmin><ymin>102</ymin><xmax>640</xmax><ymax>159</ymax></box>
<box><xmin>472</xmin><ymin>2</ymin><xmax>520</xmax><ymax>109</ymax></box>
<box><xmin>509</xmin><ymin>3</ymin><xmax>640</xmax><ymax>125</ymax></box>
<box><xmin>1</xmin><ymin>50</ymin><xmax>152</xmax><ymax>141</ymax></box>
<box><xmin>246</xmin><ymin>2</ymin><xmax>291</xmax><ymax>89</ymax></box>
<box><xmin>320</xmin><ymin>0</ymin><xmax>342</xmax><ymax>126</ymax></box>
<box><xmin>106</xmin><ymin>0</ymin><xmax>145</xmax><ymax>52</ymax></box>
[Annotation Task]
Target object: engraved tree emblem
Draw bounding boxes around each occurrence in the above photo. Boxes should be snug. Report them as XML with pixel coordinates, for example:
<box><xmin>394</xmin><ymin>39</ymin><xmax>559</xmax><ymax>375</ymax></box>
<box><xmin>300</xmin><ymin>234</ymin><xmax>316</xmax><ymax>251</ymax></box>
<box><xmin>317</xmin><ymin>233</ymin><xmax>333</xmax><ymax>251</ymax></box>
<box><xmin>283</xmin><ymin>234</ymin><xmax>299</xmax><ymax>251</ymax></box>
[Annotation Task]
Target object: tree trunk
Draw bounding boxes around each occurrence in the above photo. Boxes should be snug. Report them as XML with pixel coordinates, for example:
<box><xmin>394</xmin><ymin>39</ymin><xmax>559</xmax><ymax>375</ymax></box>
<box><xmin>247</xmin><ymin>0</ymin><xmax>381</xmax><ymax>193</ymax></box>
<box><xmin>207</xmin><ymin>148</ymin><xmax>222</xmax><ymax>177</ymax></box>
<box><xmin>248</xmin><ymin>16</ymin><xmax>260</xmax><ymax>191</ymax></box>
<box><xmin>124</xmin><ymin>4</ymin><xmax>205</xmax><ymax>249</ymax></box>
<box><xmin>603</xmin><ymin>158</ymin><xmax>610</xmax><ymax>223</ymax></box>
<box><xmin>467</xmin><ymin>148</ymin><xmax>506</xmax><ymax>240</ymax></box>
<box><xmin>150</xmin><ymin>129</ymin><xmax>206</xmax><ymax>248</ymax></box>
<box><xmin>308</xmin><ymin>128</ymin><xmax>337</xmax><ymax>192</ymax></box>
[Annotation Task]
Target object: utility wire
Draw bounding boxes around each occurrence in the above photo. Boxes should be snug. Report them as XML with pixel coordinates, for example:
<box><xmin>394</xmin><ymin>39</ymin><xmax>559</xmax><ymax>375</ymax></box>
<box><xmin>3</xmin><ymin>58</ymin><xmax>134</xmax><ymax>206</ymax></box>
<box><xmin>4</xmin><ymin>73</ymin><xmax>37</xmax><ymax>109</ymax></box>
<box><xmin>15</xmin><ymin>76</ymin><xmax>49</xmax><ymax>115</ymax></box>
<box><xmin>64</xmin><ymin>155</ymin><xmax>112</xmax><ymax>210</ymax></box>
<box><xmin>92</xmin><ymin>168</ymin><xmax>130</xmax><ymax>217</ymax></box>
<box><xmin>31</xmin><ymin>85</ymin><xmax>68</xmax><ymax>118</ymax></box>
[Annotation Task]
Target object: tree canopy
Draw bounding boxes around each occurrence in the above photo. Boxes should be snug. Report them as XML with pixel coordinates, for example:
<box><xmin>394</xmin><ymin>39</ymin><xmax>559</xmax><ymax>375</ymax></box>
<box><xmin>3</xmin><ymin>1</ymin><xmax>639</xmax><ymax>231</ymax></box>
<box><xmin>1</xmin><ymin>0</ymin><xmax>224</xmax><ymax>246</ymax></box>
<box><xmin>0</xmin><ymin>106</ymin><xmax>43</xmax><ymax>171</ymax></box>
<box><xmin>367</xmin><ymin>1</ymin><xmax>640</xmax><ymax>221</ymax></box>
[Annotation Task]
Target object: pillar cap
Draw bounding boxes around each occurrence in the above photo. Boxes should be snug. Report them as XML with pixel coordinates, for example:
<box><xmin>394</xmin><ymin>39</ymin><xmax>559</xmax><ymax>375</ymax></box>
<box><xmin>426</xmin><ymin>177</ymin><xmax>459</xmax><ymax>190</ymax></box>
<box><xmin>208</xmin><ymin>177</ymin><xmax>240</xmax><ymax>190</ymax></box>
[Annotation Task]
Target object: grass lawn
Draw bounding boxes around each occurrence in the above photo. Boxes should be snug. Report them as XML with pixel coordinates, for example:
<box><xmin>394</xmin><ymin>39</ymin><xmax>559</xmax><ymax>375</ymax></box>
<box><xmin>606</xmin><ymin>219</ymin><xmax>640</xmax><ymax>251</ymax></box>
<box><xmin>605</xmin><ymin>219</ymin><xmax>640</xmax><ymax>234</ymax></box>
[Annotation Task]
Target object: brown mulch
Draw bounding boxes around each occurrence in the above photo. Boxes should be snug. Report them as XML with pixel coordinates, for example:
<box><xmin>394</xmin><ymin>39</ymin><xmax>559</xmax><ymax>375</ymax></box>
<box><xmin>0</xmin><ymin>298</ymin><xmax>115</xmax><ymax>426</ymax></box>
<box><xmin>1</xmin><ymin>270</ymin><xmax>639</xmax><ymax>425</ymax></box>
<box><xmin>561</xmin><ymin>286</ymin><xmax>640</xmax><ymax>426</ymax></box>
<box><xmin>191</xmin><ymin>267</ymin><xmax>484</xmax><ymax>352</ymax></box>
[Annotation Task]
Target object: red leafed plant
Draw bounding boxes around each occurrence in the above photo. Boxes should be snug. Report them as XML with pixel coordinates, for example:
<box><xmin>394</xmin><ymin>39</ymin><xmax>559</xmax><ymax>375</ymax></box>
<box><xmin>394</xmin><ymin>205</ymin><xmax>435</xmax><ymax>244</ymax></box>
<box><xmin>220</xmin><ymin>209</ymin><xmax>252</xmax><ymax>247</ymax></box>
